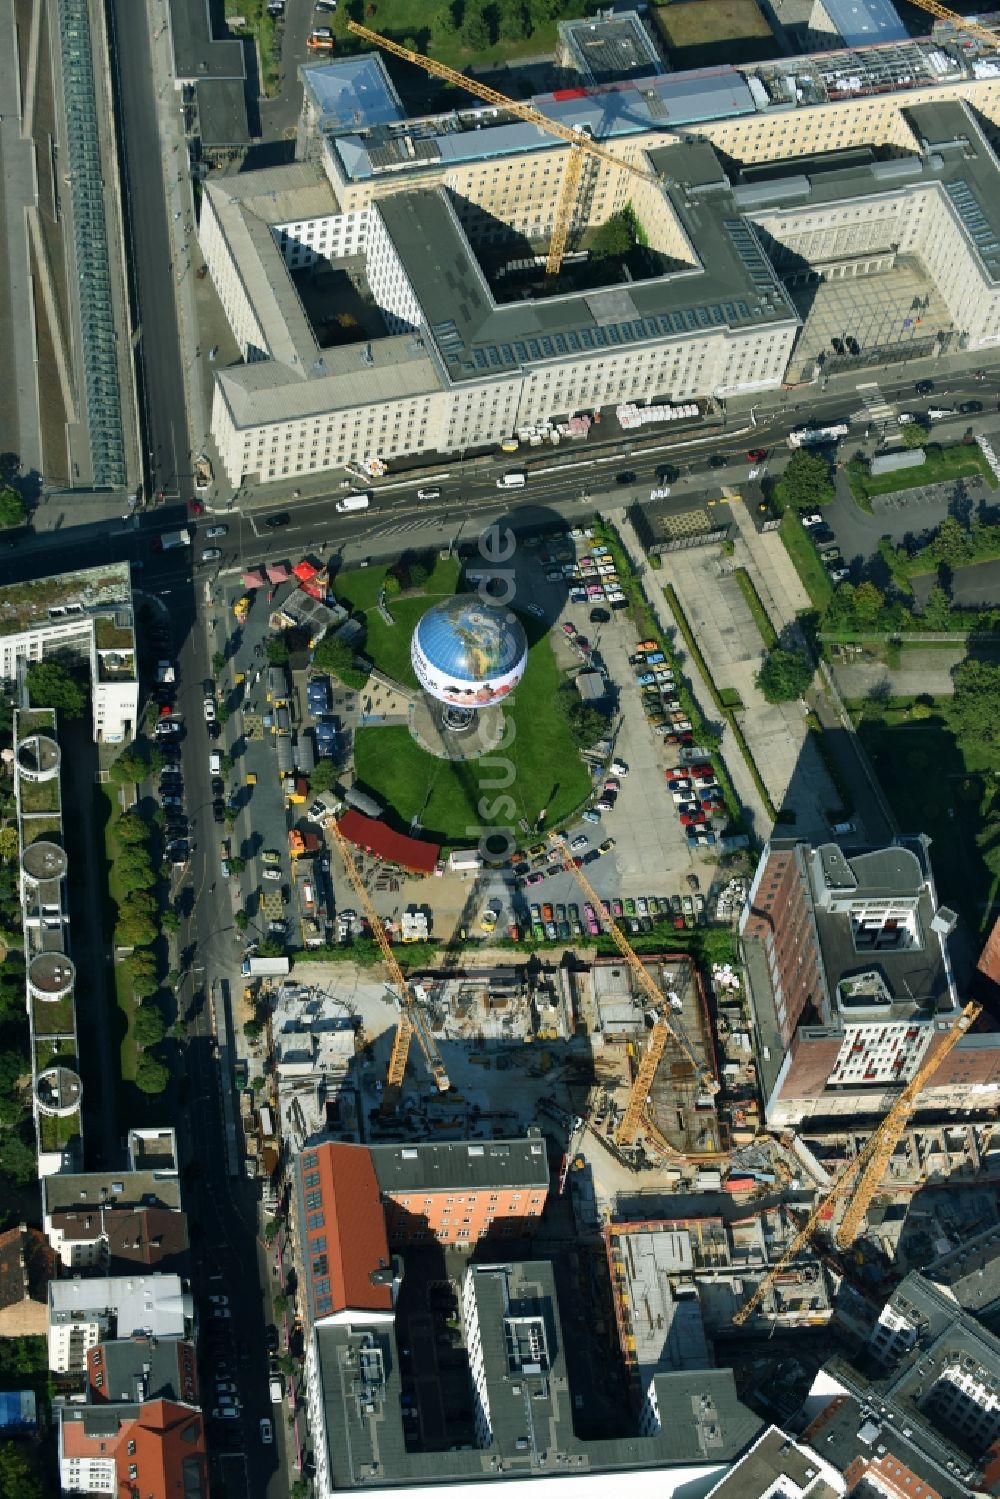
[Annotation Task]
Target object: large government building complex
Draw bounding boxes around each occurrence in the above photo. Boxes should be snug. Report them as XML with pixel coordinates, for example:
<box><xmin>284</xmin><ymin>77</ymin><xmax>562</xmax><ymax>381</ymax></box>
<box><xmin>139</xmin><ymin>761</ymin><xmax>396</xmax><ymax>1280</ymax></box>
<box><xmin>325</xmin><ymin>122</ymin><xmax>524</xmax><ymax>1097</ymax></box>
<box><xmin>200</xmin><ymin>34</ymin><xmax>1000</xmax><ymax>486</ymax></box>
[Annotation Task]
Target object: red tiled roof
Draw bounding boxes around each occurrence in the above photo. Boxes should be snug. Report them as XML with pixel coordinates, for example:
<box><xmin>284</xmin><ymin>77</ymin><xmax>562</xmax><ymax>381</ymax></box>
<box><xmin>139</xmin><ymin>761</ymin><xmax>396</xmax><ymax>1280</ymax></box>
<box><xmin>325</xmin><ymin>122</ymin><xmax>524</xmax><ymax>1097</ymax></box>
<box><xmin>121</xmin><ymin>1399</ymin><xmax>207</xmax><ymax>1499</ymax></box>
<box><xmin>311</xmin><ymin>1144</ymin><xmax>393</xmax><ymax>1319</ymax></box>
<box><xmin>337</xmin><ymin>809</ymin><xmax>440</xmax><ymax>875</ymax></box>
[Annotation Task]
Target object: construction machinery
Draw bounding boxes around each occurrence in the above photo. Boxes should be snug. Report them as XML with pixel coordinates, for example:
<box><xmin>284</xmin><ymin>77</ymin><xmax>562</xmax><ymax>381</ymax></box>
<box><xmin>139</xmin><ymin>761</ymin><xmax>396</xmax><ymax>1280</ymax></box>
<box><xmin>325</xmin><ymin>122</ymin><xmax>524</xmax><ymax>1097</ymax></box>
<box><xmin>346</xmin><ymin>21</ymin><xmax>661</xmax><ymax>275</ymax></box>
<box><xmin>732</xmin><ymin>1001</ymin><xmax>981</xmax><ymax>1327</ymax></box>
<box><xmin>906</xmin><ymin>0</ymin><xmax>1000</xmax><ymax>49</ymax></box>
<box><xmin>326</xmin><ymin>819</ymin><xmax>450</xmax><ymax>1107</ymax></box>
<box><xmin>547</xmin><ymin>836</ymin><xmax>719</xmax><ymax>1151</ymax></box>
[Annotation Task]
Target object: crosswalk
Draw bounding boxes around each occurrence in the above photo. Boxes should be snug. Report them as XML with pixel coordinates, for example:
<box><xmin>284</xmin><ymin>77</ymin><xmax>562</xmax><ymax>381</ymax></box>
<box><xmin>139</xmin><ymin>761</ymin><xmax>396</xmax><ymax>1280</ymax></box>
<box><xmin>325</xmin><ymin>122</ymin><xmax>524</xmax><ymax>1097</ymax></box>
<box><xmin>856</xmin><ymin>381</ymin><xmax>898</xmax><ymax>440</ymax></box>
<box><xmin>370</xmin><ymin>517</ymin><xmax>438</xmax><ymax>539</ymax></box>
<box><xmin>979</xmin><ymin>435</ymin><xmax>1000</xmax><ymax>482</ymax></box>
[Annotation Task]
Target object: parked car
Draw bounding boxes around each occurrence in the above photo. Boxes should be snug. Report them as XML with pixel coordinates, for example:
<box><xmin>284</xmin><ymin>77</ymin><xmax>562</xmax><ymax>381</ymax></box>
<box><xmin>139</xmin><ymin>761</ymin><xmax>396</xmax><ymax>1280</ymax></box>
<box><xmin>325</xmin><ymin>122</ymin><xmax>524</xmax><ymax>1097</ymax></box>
<box><xmin>801</xmin><ymin>512</ymin><xmax>824</xmax><ymax>528</ymax></box>
<box><xmin>206</xmin><ymin>525</ymin><xmax>228</xmax><ymax>539</ymax></box>
<box><xmin>265</xmin><ymin>512</ymin><xmax>290</xmax><ymax>528</ymax></box>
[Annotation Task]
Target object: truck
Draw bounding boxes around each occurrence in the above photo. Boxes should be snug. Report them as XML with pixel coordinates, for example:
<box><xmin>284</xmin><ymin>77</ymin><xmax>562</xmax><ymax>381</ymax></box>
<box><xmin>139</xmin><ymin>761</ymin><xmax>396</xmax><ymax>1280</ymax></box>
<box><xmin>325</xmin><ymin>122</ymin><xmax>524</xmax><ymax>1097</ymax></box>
<box><xmin>156</xmin><ymin>661</ymin><xmax>176</xmax><ymax>684</ymax></box>
<box><xmin>335</xmin><ymin>492</ymin><xmax>370</xmax><ymax>513</ymax></box>
<box><xmin>159</xmin><ymin>528</ymin><xmax>191</xmax><ymax>550</ymax></box>
<box><xmin>787</xmin><ymin>423</ymin><xmax>849</xmax><ymax>449</ymax></box>
<box><xmin>295</xmin><ymin>730</ymin><xmax>316</xmax><ymax>776</ymax></box>
<box><xmin>194</xmin><ymin>454</ymin><xmax>213</xmax><ymax>492</ymax></box>
<box><xmin>241</xmin><ymin>956</ymin><xmax>291</xmax><ymax>977</ymax></box>
<box><xmin>266</xmin><ymin>666</ymin><xmax>290</xmax><ymax>706</ymax></box>
<box><xmin>276</xmin><ymin>735</ymin><xmax>294</xmax><ymax>775</ymax></box>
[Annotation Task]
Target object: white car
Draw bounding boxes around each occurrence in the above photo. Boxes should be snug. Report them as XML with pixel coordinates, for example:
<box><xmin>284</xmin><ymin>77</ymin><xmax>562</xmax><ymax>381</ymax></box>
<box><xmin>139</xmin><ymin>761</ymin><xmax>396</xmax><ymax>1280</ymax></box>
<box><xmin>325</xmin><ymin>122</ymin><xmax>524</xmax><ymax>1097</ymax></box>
<box><xmin>213</xmin><ymin>1407</ymin><xmax>239</xmax><ymax>1420</ymax></box>
<box><xmin>801</xmin><ymin>513</ymin><xmax>824</xmax><ymax>528</ymax></box>
<box><xmin>216</xmin><ymin>1381</ymin><xmax>238</xmax><ymax>1396</ymax></box>
<box><xmin>200</xmin><ymin>548</ymin><xmax>222</xmax><ymax>563</ymax></box>
<box><xmin>671</xmin><ymin>791</ymin><xmax>690</xmax><ymax>804</ymax></box>
<box><xmin>610</xmin><ymin>760</ymin><xmax>628</xmax><ymax>776</ymax></box>
<box><xmin>570</xmin><ymin>835</ymin><xmax>589</xmax><ymax>851</ymax></box>
<box><xmin>260</xmin><ymin>1418</ymin><xmax>273</xmax><ymax>1444</ymax></box>
<box><xmin>212</xmin><ymin>1307</ymin><xmax>232</xmax><ymax>1319</ymax></box>
<box><xmin>203</xmin><ymin>698</ymin><xmax>217</xmax><ymax>723</ymax></box>
<box><xmin>209</xmin><ymin>1294</ymin><xmax>229</xmax><ymax>1306</ymax></box>
<box><xmin>636</xmin><ymin>897</ymin><xmax>648</xmax><ymax>916</ymax></box>
<box><xmin>206</xmin><ymin>524</ymin><xmax>229</xmax><ymax>539</ymax></box>
<box><xmin>263</xmin><ymin>867</ymin><xmax>282</xmax><ymax>881</ymax></box>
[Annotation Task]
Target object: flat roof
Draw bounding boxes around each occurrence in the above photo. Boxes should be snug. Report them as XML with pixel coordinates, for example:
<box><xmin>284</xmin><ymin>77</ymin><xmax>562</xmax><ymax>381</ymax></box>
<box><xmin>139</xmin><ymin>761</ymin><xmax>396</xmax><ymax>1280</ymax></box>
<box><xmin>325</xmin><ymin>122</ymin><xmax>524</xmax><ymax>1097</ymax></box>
<box><xmin>49</xmin><ymin>1274</ymin><xmax>192</xmax><ymax>1339</ymax></box>
<box><xmin>195</xmin><ymin>77</ymin><xmax>250</xmax><ymax>148</ymax></box>
<box><xmin>703</xmin><ymin>1425</ymin><xmax>843</xmax><ymax>1499</ymax></box>
<box><xmin>44</xmin><ymin>1170</ymin><xmax>182</xmax><ymax>1216</ymax></box>
<box><xmin>371</xmin><ymin>1137</ymin><xmax>550</xmax><ymax>1195</ymax></box>
<box><xmin>560</xmin><ymin>14</ymin><xmax>663</xmax><ymax>85</ymax></box>
<box><xmin>818</xmin><ymin>0</ymin><xmax>908</xmax><ymax>47</ymax></box>
<box><xmin>927</xmin><ymin>1223</ymin><xmax>1000</xmax><ymax>1317</ymax></box>
<box><xmin>169</xmin><ymin>0</ymin><xmax>246</xmax><ymax>82</ymax></box>
<box><xmin>301</xmin><ymin>54</ymin><xmax>404</xmax><ymax>131</ymax></box>
<box><xmin>0</xmin><ymin>562</ymin><xmax>132</xmax><ymax>639</ymax></box>
<box><xmin>376</xmin><ymin>164</ymin><xmax>797</xmax><ymax>384</ymax></box>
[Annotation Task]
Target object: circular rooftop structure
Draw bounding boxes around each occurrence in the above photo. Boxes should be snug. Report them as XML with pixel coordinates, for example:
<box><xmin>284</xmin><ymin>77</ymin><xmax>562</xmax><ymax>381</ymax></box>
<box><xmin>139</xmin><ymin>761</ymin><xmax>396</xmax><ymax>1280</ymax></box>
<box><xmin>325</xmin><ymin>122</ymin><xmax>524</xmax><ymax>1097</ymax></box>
<box><xmin>21</xmin><ymin>840</ymin><xmax>68</xmax><ymax>883</ymax></box>
<box><xmin>28</xmin><ymin>951</ymin><xmax>75</xmax><ymax>1001</ymax></box>
<box><xmin>35</xmin><ymin>1065</ymin><xmax>82</xmax><ymax>1118</ymax></box>
<box><xmin>410</xmin><ymin>594</ymin><xmax>528</xmax><ymax>709</ymax></box>
<box><xmin>16</xmin><ymin>733</ymin><xmax>61</xmax><ymax>782</ymax></box>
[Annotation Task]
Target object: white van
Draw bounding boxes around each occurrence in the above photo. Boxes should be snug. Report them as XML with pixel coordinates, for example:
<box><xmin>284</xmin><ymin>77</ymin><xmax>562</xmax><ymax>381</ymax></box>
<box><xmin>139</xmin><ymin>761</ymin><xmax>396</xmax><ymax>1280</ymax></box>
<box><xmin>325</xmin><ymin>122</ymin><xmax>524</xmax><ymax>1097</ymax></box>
<box><xmin>335</xmin><ymin>493</ymin><xmax>370</xmax><ymax>513</ymax></box>
<box><xmin>209</xmin><ymin>750</ymin><xmax>222</xmax><ymax>776</ymax></box>
<box><xmin>496</xmin><ymin>472</ymin><xmax>526</xmax><ymax>489</ymax></box>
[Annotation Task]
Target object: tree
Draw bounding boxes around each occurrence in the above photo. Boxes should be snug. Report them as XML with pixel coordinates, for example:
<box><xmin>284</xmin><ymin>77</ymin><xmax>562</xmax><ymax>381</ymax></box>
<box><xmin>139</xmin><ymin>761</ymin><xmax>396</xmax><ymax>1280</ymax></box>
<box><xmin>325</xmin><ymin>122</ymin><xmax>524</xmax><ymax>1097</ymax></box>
<box><xmin>0</xmin><ymin>487</ymin><xmax>26</xmax><ymax>530</ymax></box>
<box><xmin>0</xmin><ymin>1441</ymin><xmax>44</xmax><ymax>1499</ymax></box>
<box><xmin>265</xmin><ymin>635</ymin><xmax>290</xmax><ymax>665</ymax></box>
<box><xmin>228</xmin><ymin>855</ymin><xmax>246</xmax><ymax>874</ymax></box>
<box><xmin>756</xmin><ymin>647</ymin><xmax>813</xmax><ymax>703</ymax></box>
<box><xmin>235</xmin><ymin>910</ymin><xmax>249</xmax><ymax>931</ymax></box>
<box><xmin>115</xmin><ymin>812</ymin><xmax>150</xmax><ymax>847</ymax></box>
<box><xmin>109</xmin><ymin>748</ymin><xmax>149</xmax><ymax>785</ymax></box>
<box><xmin>272</xmin><ymin>1293</ymin><xmax>288</xmax><ymax>1315</ymax></box>
<box><xmin>591</xmin><ymin>211</ymin><xmax>635</xmax><ymax>261</ymax></box>
<box><xmin>161</xmin><ymin>909</ymin><xmax>180</xmax><ymax>933</ymax></box>
<box><xmin>135</xmin><ymin>1051</ymin><xmax>169</xmax><ymax>1095</ymax></box>
<box><xmin>244</xmin><ymin>1018</ymin><xmax>264</xmax><ymax>1041</ymax></box>
<box><xmin>116</xmin><ymin>851</ymin><xmax>156</xmax><ymax>891</ymax></box>
<box><xmin>499</xmin><ymin>0</ymin><xmax>529</xmax><ymax>39</ymax></box>
<box><xmin>0</xmin><ymin>1122</ymin><xmax>38</xmax><ymax>1185</ymax></box>
<box><xmin>212</xmin><ymin>651</ymin><xmax>226</xmax><ymax>675</ymax></box>
<box><xmin>313</xmin><ymin>634</ymin><xmax>354</xmax><ymax>680</ymax></box>
<box><xmin>462</xmin><ymin>2</ymin><xmax>490</xmax><ymax>47</ymax></box>
<box><xmin>773</xmin><ymin>450</ymin><xmax>834</xmax><ymax>513</ymax></box>
<box><xmin>554</xmin><ymin>685</ymin><xmax>605</xmax><ymax>748</ymax></box>
<box><xmin>407</xmin><ymin>560</ymin><xmax>430</xmax><ymax>588</ymax></box>
<box><xmin>901</xmin><ymin>420</ymin><xmax>929</xmax><ymax>448</ymax></box>
<box><xmin>134</xmin><ymin>1002</ymin><xmax>166</xmax><ymax>1048</ymax></box>
<box><xmin>922</xmin><ymin>584</ymin><xmax>953</xmax><ymax>630</ymax></box>
<box><xmin>123</xmin><ymin>948</ymin><xmax>158</xmax><ymax>982</ymax></box>
<box><xmin>130</xmin><ymin>972</ymin><xmax>160</xmax><ymax>1001</ymax></box>
<box><xmin>309</xmin><ymin>758</ymin><xmax>338</xmax><ymax>794</ymax></box>
<box><xmin>951</xmin><ymin>659</ymin><xmax>1000</xmax><ymax>748</ymax></box>
<box><xmin>25</xmin><ymin>658</ymin><xmax>86</xmax><ymax>718</ymax></box>
<box><xmin>0</xmin><ymin>826</ymin><xmax>18</xmax><ymax>862</ymax></box>
<box><xmin>852</xmin><ymin>581</ymin><xmax>885</xmax><ymax>626</ymax></box>
<box><xmin>258</xmin><ymin>938</ymin><xmax>285</xmax><ymax>957</ymax></box>
<box><xmin>930</xmin><ymin>515</ymin><xmax>972</xmax><ymax>566</ymax></box>
<box><xmin>116</xmin><ymin>909</ymin><xmax>158</xmax><ymax>948</ymax></box>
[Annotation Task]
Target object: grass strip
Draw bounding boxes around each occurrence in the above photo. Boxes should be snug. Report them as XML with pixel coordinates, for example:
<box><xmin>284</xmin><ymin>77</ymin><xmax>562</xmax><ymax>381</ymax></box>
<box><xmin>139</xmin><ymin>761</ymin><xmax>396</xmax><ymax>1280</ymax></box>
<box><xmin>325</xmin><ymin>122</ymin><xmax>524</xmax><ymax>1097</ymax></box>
<box><xmin>779</xmin><ymin>510</ymin><xmax>834</xmax><ymax>613</ymax></box>
<box><xmin>733</xmin><ymin>568</ymin><xmax>778</xmax><ymax>649</ymax></box>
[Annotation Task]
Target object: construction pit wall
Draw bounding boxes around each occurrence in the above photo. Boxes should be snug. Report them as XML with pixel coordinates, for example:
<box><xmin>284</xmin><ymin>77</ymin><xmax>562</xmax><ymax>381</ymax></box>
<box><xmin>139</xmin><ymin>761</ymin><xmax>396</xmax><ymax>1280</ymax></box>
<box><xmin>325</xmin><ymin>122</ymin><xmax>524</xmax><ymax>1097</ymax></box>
<box><xmin>605</xmin><ymin>1205</ymin><xmax>835</xmax><ymax>1389</ymax></box>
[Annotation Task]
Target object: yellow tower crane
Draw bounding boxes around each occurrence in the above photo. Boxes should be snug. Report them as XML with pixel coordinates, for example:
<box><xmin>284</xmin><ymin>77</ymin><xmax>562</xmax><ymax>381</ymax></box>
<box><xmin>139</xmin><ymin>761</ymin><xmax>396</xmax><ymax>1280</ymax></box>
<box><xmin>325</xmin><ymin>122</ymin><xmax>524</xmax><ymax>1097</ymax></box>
<box><xmin>547</xmin><ymin>836</ymin><xmax>719</xmax><ymax>1151</ymax></box>
<box><xmin>326</xmin><ymin>819</ymin><xmax>450</xmax><ymax>1108</ymax></box>
<box><xmin>906</xmin><ymin>0</ymin><xmax>1000</xmax><ymax>49</ymax></box>
<box><xmin>346</xmin><ymin>21</ymin><xmax>662</xmax><ymax>274</ymax></box>
<box><xmin>732</xmin><ymin>1001</ymin><xmax>981</xmax><ymax>1327</ymax></box>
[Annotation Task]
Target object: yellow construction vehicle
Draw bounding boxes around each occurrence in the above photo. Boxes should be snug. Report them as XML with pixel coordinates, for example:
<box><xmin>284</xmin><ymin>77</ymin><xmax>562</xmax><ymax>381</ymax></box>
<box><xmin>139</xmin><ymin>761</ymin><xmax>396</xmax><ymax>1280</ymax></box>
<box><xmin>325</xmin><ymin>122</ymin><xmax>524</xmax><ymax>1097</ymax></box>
<box><xmin>732</xmin><ymin>1001</ymin><xmax>981</xmax><ymax>1327</ymax></box>
<box><xmin>233</xmin><ymin>595</ymin><xmax>250</xmax><ymax>624</ymax></box>
<box><xmin>547</xmin><ymin>835</ymin><xmax>718</xmax><ymax>1152</ymax></box>
<box><xmin>327</xmin><ymin>818</ymin><xmax>450</xmax><ymax>1108</ymax></box>
<box><xmin>346</xmin><ymin>22</ymin><xmax>661</xmax><ymax>275</ymax></box>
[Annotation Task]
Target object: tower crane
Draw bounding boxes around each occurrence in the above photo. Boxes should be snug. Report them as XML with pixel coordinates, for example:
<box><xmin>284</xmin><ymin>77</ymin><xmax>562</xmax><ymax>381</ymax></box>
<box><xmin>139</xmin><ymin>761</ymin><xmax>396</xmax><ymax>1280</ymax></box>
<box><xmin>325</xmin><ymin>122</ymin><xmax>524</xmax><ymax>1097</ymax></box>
<box><xmin>346</xmin><ymin>21</ymin><xmax>662</xmax><ymax>274</ymax></box>
<box><xmin>905</xmin><ymin>0</ymin><xmax>1000</xmax><ymax>49</ymax></box>
<box><xmin>732</xmin><ymin>1001</ymin><xmax>981</xmax><ymax>1327</ymax></box>
<box><xmin>326</xmin><ymin>819</ymin><xmax>450</xmax><ymax>1109</ymax></box>
<box><xmin>547</xmin><ymin>836</ymin><xmax>719</xmax><ymax>1151</ymax></box>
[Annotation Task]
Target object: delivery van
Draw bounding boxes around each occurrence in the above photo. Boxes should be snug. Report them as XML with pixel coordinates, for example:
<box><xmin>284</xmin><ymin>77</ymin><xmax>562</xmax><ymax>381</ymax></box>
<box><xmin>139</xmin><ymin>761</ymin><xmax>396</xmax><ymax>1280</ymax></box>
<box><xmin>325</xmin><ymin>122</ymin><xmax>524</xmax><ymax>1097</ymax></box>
<box><xmin>496</xmin><ymin>472</ymin><xmax>526</xmax><ymax>489</ymax></box>
<box><xmin>335</xmin><ymin>493</ymin><xmax>370</xmax><ymax>513</ymax></box>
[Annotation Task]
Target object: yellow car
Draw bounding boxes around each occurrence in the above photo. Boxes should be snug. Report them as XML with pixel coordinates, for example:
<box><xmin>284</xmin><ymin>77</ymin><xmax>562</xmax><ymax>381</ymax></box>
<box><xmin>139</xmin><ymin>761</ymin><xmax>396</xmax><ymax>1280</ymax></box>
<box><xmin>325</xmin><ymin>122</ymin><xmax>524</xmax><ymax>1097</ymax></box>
<box><xmin>479</xmin><ymin>908</ymin><xmax>498</xmax><ymax>934</ymax></box>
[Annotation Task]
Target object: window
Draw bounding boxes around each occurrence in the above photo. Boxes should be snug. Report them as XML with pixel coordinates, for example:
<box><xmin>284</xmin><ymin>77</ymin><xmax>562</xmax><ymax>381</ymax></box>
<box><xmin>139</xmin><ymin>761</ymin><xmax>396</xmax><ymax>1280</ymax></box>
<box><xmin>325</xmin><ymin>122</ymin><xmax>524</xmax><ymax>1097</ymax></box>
<box><xmin>307</xmin><ymin>1213</ymin><xmax>325</xmax><ymax>1231</ymax></box>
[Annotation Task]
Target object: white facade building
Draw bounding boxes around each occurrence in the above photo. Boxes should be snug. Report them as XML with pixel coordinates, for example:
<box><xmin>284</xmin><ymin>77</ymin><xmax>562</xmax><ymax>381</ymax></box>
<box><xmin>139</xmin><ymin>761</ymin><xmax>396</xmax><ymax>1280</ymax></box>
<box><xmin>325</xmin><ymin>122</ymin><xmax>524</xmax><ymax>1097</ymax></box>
<box><xmin>48</xmin><ymin>1275</ymin><xmax>192</xmax><ymax>1373</ymax></box>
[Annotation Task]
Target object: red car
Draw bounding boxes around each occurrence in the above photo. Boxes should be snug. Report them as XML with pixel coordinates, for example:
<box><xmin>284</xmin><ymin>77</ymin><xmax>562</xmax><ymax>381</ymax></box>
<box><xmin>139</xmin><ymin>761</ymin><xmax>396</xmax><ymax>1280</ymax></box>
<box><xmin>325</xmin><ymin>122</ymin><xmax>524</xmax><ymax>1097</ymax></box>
<box><xmin>680</xmin><ymin>811</ymin><xmax>707</xmax><ymax>827</ymax></box>
<box><xmin>691</xmin><ymin>763</ymin><xmax>714</xmax><ymax>777</ymax></box>
<box><xmin>188</xmin><ymin>499</ymin><xmax>205</xmax><ymax>515</ymax></box>
<box><xmin>746</xmin><ymin>448</ymin><xmax>766</xmax><ymax>463</ymax></box>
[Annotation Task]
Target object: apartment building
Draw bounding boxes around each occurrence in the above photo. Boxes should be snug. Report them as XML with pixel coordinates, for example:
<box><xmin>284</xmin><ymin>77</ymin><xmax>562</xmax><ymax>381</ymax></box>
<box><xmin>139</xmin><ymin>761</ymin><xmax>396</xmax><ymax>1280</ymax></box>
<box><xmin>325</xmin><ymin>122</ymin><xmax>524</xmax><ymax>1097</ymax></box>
<box><xmin>0</xmin><ymin>563</ymin><xmax>138</xmax><ymax>744</ymax></box>
<box><xmin>737</xmin><ymin>838</ymin><xmax>1000</xmax><ymax>1126</ymax></box>
<box><xmin>700</xmin><ymin>1426</ymin><xmax>845</xmax><ymax>1499</ymax></box>
<box><xmin>57</xmin><ymin>1398</ymin><xmax>208</xmax><ymax>1497</ymax></box>
<box><xmin>0</xmin><ymin>1225</ymin><xmax>54</xmax><ymax>1337</ymax></box>
<box><xmin>43</xmin><ymin>1130</ymin><xmax>182</xmax><ymax>1269</ymax></box>
<box><xmin>371</xmin><ymin>1136</ymin><xmax>550</xmax><ymax>1246</ymax></box>
<box><xmin>48</xmin><ymin>1275</ymin><xmax>193</xmax><ymax>1374</ymax></box>
<box><xmin>86</xmin><ymin>1335</ymin><xmax>199</xmax><ymax>1407</ymax></box>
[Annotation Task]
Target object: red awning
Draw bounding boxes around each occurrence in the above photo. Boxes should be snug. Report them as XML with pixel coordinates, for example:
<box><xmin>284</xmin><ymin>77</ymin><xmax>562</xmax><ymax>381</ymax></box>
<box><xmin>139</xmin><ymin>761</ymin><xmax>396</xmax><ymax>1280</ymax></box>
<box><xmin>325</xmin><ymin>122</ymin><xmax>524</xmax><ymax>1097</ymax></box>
<box><xmin>242</xmin><ymin>570</ymin><xmax>265</xmax><ymax>588</ymax></box>
<box><xmin>337</xmin><ymin>810</ymin><xmax>440</xmax><ymax>876</ymax></box>
<box><xmin>293</xmin><ymin>560</ymin><xmax>318</xmax><ymax>582</ymax></box>
<box><xmin>266</xmin><ymin>563</ymin><xmax>290</xmax><ymax>583</ymax></box>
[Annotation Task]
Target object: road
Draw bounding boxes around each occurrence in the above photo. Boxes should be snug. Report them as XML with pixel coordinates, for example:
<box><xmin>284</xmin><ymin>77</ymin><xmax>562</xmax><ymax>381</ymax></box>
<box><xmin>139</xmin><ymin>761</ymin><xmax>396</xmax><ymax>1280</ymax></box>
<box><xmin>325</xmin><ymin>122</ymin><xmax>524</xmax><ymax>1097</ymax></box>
<box><xmin>107</xmin><ymin>0</ymin><xmax>190</xmax><ymax>500</ymax></box>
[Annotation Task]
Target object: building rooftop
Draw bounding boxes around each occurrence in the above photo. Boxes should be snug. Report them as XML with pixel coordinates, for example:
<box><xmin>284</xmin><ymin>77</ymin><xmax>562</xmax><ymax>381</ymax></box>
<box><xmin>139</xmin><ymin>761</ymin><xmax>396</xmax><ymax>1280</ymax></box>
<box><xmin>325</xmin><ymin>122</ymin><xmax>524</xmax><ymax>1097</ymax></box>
<box><xmin>926</xmin><ymin>1222</ymin><xmax>1000</xmax><ymax>1320</ymax></box>
<box><xmin>87</xmin><ymin>1336</ymin><xmax>199</xmax><ymax>1406</ymax></box>
<box><xmin>702</xmin><ymin>1424</ymin><xmax>844</xmax><ymax>1498</ymax></box>
<box><xmin>295</xmin><ymin>1143</ymin><xmax>394</xmax><ymax>1325</ymax></box>
<box><xmin>49</xmin><ymin>1274</ymin><xmax>192</xmax><ymax>1340</ymax></box>
<box><xmin>58</xmin><ymin>1398</ymin><xmax>208</xmax><ymax>1499</ymax></box>
<box><xmin>610</xmin><ymin>1227</ymin><xmax>712</xmax><ymax>1378</ymax></box>
<box><xmin>169</xmin><ymin>0</ymin><xmax>245</xmax><ymax>82</ymax></box>
<box><xmin>559</xmin><ymin>12</ymin><xmax>663</xmax><ymax>85</ymax></box>
<box><xmin>104</xmin><ymin>1207</ymin><xmax>191</xmax><ymax>1276</ymax></box>
<box><xmin>195</xmin><ymin>77</ymin><xmax>250</xmax><ymax>148</ymax></box>
<box><xmin>0</xmin><ymin>562</ymin><xmax>132</xmax><ymax>638</ymax></box>
<box><xmin>0</xmin><ymin>1226</ymin><xmax>53</xmax><ymax>1316</ymax></box>
<box><xmin>817</xmin><ymin>0</ymin><xmax>908</xmax><ymax>47</ymax></box>
<box><xmin>370</xmin><ymin>1136</ymin><xmax>550</xmax><ymax>1195</ymax></box>
<box><xmin>44</xmin><ymin>1170</ymin><xmax>182</xmax><ymax>1218</ymax></box>
<box><xmin>301</xmin><ymin>54</ymin><xmax>405</xmax><ymax>132</ymax></box>
<box><xmin>376</xmin><ymin>166</ymin><xmax>797</xmax><ymax>385</ymax></box>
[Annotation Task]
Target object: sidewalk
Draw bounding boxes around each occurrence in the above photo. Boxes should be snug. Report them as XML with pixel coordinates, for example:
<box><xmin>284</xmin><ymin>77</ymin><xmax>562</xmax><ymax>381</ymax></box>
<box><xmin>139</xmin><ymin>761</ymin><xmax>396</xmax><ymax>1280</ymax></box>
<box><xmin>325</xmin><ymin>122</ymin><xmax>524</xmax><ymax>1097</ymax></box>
<box><xmin>611</xmin><ymin>507</ymin><xmax>773</xmax><ymax>840</ymax></box>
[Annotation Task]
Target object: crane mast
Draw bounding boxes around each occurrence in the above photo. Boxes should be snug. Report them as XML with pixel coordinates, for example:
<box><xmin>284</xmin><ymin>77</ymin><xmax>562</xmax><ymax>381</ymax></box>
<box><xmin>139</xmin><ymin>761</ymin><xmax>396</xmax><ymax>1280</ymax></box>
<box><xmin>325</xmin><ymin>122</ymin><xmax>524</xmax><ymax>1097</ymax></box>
<box><xmin>905</xmin><ymin>0</ymin><xmax>1000</xmax><ymax>48</ymax></box>
<box><xmin>733</xmin><ymin>1001</ymin><xmax>981</xmax><ymax>1326</ymax></box>
<box><xmin>345</xmin><ymin>22</ymin><xmax>660</xmax><ymax>273</ymax></box>
<box><xmin>326</xmin><ymin>819</ymin><xmax>450</xmax><ymax>1107</ymax></box>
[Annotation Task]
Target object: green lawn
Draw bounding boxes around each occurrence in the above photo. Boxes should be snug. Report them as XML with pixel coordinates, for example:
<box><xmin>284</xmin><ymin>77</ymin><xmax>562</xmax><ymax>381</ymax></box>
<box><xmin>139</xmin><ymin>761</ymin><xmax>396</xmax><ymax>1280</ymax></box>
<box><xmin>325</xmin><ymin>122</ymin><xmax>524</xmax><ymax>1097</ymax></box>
<box><xmin>779</xmin><ymin>510</ymin><xmax>834</xmax><ymax>613</ymax></box>
<box><xmin>353</xmin><ymin>632</ymin><xmax>592</xmax><ymax>846</ymax></box>
<box><xmin>335</xmin><ymin>556</ymin><xmax>460</xmax><ymax>689</ymax></box>
<box><xmin>848</xmin><ymin>443</ymin><xmax>997</xmax><ymax>503</ymax></box>
<box><xmin>857</xmin><ymin>707</ymin><xmax>999</xmax><ymax>934</ymax></box>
